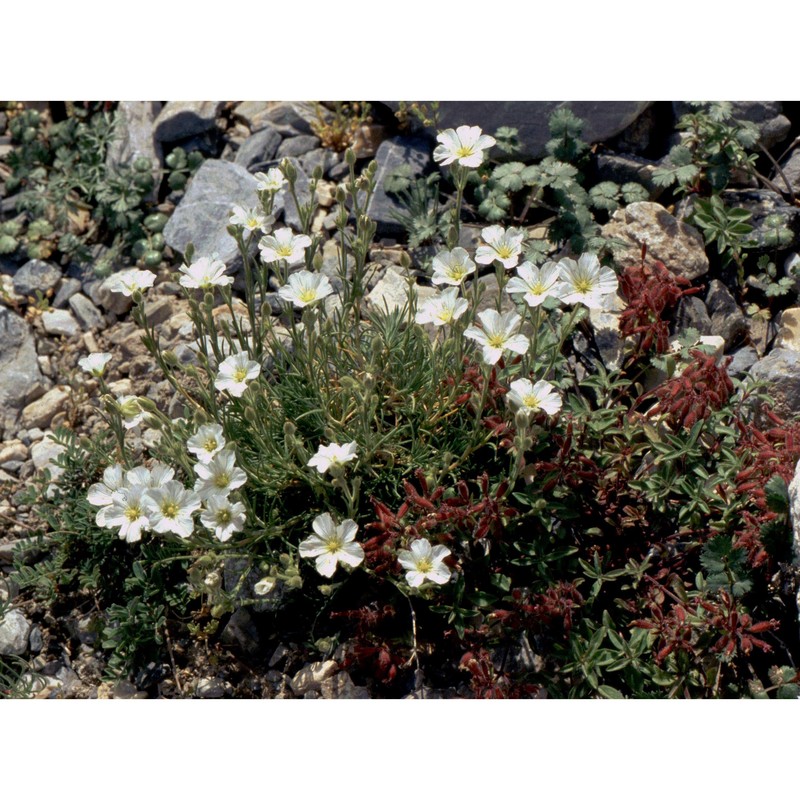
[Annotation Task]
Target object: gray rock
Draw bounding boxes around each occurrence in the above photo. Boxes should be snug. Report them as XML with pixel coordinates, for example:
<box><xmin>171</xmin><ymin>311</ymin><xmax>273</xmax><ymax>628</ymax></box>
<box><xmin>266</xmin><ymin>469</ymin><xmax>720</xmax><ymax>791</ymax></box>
<box><xmin>259</xmin><ymin>101</ymin><xmax>325</xmax><ymax>136</ymax></box>
<box><xmin>748</xmin><ymin>348</ymin><xmax>800</xmax><ymax>417</ymax></box>
<box><xmin>94</xmin><ymin>271</ymin><xmax>138</xmax><ymax>315</ymax></box>
<box><xmin>595</xmin><ymin>152</ymin><xmax>660</xmax><ymax>196</ymax></box>
<box><xmin>154</xmin><ymin>101</ymin><xmax>224</xmax><ymax>142</ymax></box>
<box><xmin>773</xmin><ymin>150</ymin><xmax>800</xmax><ymax>195</ymax></box>
<box><xmin>52</xmin><ymin>277</ymin><xmax>82</xmax><ymax>309</ymax></box>
<box><xmin>600</xmin><ymin>201</ymin><xmax>709</xmax><ymax>280</ymax></box>
<box><xmin>12</xmin><ymin>259</ymin><xmax>62</xmax><ymax>297</ymax></box>
<box><xmin>30</xmin><ymin>437</ymin><xmax>67</xmax><ymax>483</ymax></box>
<box><xmin>720</xmin><ymin>189</ymin><xmax>800</xmax><ymax>253</ymax></box>
<box><xmin>320</xmin><ymin>671</ymin><xmax>370</xmax><ymax>699</ymax></box>
<box><xmin>219</xmin><ymin>608</ymin><xmax>260</xmax><ymax>657</ymax></box>
<box><xmin>144</xmin><ymin>297</ymin><xmax>173</xmax><ymax>327</ymax></box>
<box><xmin>105</xmin><ymin>101</ymin><xmax>163</xmax><ymax>201</ymax></box>
<box><xmin>290</xmin><ymin>660</ymin><xmax>338</xmax><ymax>695</ymax></box>
<box><xmin>195</xmin><ymin>677</ymin><xmax>227</xmax><ymax>699</ymax></box>
<box><xmin>673</xmin><ymin>296</ymin><xmax>712</xmax><ymax>336</ymax></box>
<box><xmin>727</xmin><ymin>345</ymin><xmax>759</xmax><ymax>376</ymax></box>
<box><xmin>276</xmin><ymin>134</ymin><xmax>320</xmax><ymax>159</ymax></box>
<box><xmin>705</xmin><ymin>280</ymin><xmax>747</xmax><ymax>349</ymax></box>
<box><xmin>163</xmin><ymin>159</ymin><xmax>260</xmax><ymax>266</ymax></box>
<box><xmin>775</xmin><ymin>307</ymin><xmax>800</xmax><ymax>351</ymax></box>
<box><xmin>300</xmin><ymin>148</ymin><xmax>340</xmax><ymax>178</ymax></box>
<box><xmin>0</xmin><ymin>306</ymin><xmax>46</xmax><ymax>430</ymax></box>
<box><xmin>588</xmin><ymin>293</ymin><xmax>626</xmax><ymax>370</ymax></box>
<box><xmin>21</xmin><ymin>386</ymin><xmax>70</xmax><ymax>430</ymax></box>
<box><xmin>279</xmin><ymin>157</ymin><xmax>310</xmax><ymax>231</ymax></box>
<box><xmin>366</xmin><ymin>136</ymin><xmax>432</xmax><ymax>238</ymax></box>
<box><xmin>233</xmin><ymin>125</ymin><xmax>282</xmax><ymax>170</ymax></box>
<box><xmin>0</xmin><ymin>608</ymin><xmax>31</xmax><ymax>656</ymax></box>
<box><xmin>41</xmin><ymin>308</ymin><xmax>81</xmax><ymax>337</ymax></box>
<box><xmin>68</xmin><ymin>293</ymin><xmax>105</xmax><ymax>331</ymax></box>
<box><xmin>409</xmin><ymin>101</ymin><xmax>652</xmax><ymax>160</ymax></box>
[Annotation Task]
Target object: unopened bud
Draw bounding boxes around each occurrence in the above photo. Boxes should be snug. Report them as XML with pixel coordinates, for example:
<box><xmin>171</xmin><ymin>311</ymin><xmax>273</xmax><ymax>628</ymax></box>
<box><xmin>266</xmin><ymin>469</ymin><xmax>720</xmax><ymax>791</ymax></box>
<box><xmin>244</xmin><ymin>406</ymin><xmax>257</xmax><ymax>424</ymax></box>
<box><xmin>345</xmin><ymin>148</ymin><xmax>356</xmax><ymax>166</ymax></box>
<box><xmin>281</xmin><ymin>158</ymin><xmax>297</xmax><ymax>183</ymax></box>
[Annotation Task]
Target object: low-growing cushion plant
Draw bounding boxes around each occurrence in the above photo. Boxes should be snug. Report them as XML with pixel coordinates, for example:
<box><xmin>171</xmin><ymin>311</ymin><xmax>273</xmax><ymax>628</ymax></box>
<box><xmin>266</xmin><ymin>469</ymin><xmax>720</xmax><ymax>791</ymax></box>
<box><xmin>12</xmin><ymin>121</ymin><xmax>800</xmax><ymax>698</ymax></box>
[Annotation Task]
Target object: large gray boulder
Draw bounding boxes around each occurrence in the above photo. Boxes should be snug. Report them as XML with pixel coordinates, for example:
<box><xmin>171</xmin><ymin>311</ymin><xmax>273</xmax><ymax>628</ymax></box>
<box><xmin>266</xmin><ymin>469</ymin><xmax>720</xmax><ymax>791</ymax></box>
<box><xmin>154</xmin><ymin>101</ymin><xmax>224</xmax><ymax>142</ymax></box>
<box><xmin>387</xmin><ymin>101</ymin><xmax>652</xmax><ymax>160</ymax></box>
<box><xmin>748</xmin><ymin>348</ymin><xmax>800</xmax><ymax>417</ymax></box>
<box><xmin>0</xmin><ymin>306</ymin><xmax>46</xmax><ymax>431</ymax></box>
<box><xmin>163</xmin><ymin>160</ymin><xmax>262</xmax><ymax>266</ymax></box>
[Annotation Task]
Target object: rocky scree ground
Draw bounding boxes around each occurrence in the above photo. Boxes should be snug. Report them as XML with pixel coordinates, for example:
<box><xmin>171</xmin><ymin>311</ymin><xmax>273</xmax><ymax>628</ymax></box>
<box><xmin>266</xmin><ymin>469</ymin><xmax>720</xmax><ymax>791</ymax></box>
<box><xmin>2</xmin><ymin>100</ymin><xmax>800</xmax><ymax>698</ymax></box>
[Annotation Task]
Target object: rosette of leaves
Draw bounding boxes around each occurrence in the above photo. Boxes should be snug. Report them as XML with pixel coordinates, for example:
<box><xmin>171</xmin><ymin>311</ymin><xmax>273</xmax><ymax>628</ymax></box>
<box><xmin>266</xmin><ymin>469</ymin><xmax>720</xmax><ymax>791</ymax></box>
<box><xmin>385</xmin><ymin>166</ymin><xmax>447</xmax><ymax>247</ymax></box>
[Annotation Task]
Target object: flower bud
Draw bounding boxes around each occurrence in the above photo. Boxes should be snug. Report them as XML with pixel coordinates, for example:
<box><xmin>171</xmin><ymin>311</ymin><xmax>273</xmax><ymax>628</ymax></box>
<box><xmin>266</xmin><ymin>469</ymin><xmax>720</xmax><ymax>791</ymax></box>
<box><xmin>345</xmin><ymin>148</ymin><xmax>356</xmax><ymax>166</ymax></box>
<box><xmin>244</xmin><ymin>406</ymin><xmax>257</xmax><ymax>424</ymax></box>
<box><xmin>311</xmin><ymin>165</ymin><xmax>323</xmax><ymax>181</ymax></box>
<box><xmin>161</xmin><ymin>349</ymin><xmax>179</xmax><ymax>368</ymax></box>
<box><xmin>281</xmin><ymin>158</ymin><xmax>297</xmax><ymax>184</ymax></box>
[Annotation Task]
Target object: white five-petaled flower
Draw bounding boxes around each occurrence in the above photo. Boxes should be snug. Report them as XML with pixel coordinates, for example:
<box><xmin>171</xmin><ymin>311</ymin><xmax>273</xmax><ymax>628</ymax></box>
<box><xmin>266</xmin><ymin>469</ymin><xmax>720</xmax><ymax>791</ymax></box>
<box><xmin>307</xmin><ymin>442</ymin><xmax>358</xmax><ymax>474</ymax></box>
<box><xmin>187</xmin><ymin>423</ymin><xmax>227</xmax><ymax>464</ymax></box>
<box><xmin>557</xmin><ymin>252</ymin><xmax>619</xmax><ymax>309</ymax></box>
<box><xmin>506</xmin><ymin>378</ymin><xmax>563</xmax><ymax>417</ymax></box>
<box><xmin>103</xmin><ymin>485</ymin><xmax>152</xmax><ymax>544</ymax></box>
<box><xmin>178</xmin><ymin>256</ymin><xmax>233</xmax><ymax>290</ymax></box>
<box><xmin>254</xmin><ymin>168</ymin><xmax>286</xmax><ymax>193</ymax></box>
<box><xmin>108</xmin><ymin>268</ymin><xmax>156</xmax><ymax>296</ymax></box>
<box><xmin>214</xmin><ymin>352</ymin><xmax>261</xmax><ymax>397</ymax></box>
<box><xmin>142</xmin><ymin>480</ymin><xmax>201</xmax><ymax>539</ymax></box>
<box><xmin>124</xmin><ymin>461</ymin><xmax>175</xmax><ymax>489</ymax></box>
<box><xmin>415</xmin><ymin>287</ymin><xmax>469</xmax><ymax>327</ymax></box>
<box><xmin>431</xmin><ymin>247</ymin><xmax>477</xmax><ymax>286</ymax></box>
<box><xmin>299</xmin><ymin>513</ymin><xmax>364</xmax><ymax>578</ymax></box>
<box><xmin>397</xmin><ymin>539</ymin><xmax>451</xmax><ymax>588</ymax></box>
<box><xmin>505</xmin><ymin>262</ymin><xmax>564</xmax><ymax>307</ymax></box>
<box><xmin>277</xmin><ymin>270</ymin><xmax>334</xmax><ymax>308</ymax></box>
<box><xmin>116</xmin><ymin>395</ymin><xmax>148</xmax><ymax>429</ymax></box>
<box><xmin>193</xmin><ymin>448</ymin><xmax>248</xmax><ymax>500</ymax></box>
<box><xmin>463</xmin><ymin>309</ymin><xmax>530</xmax><ymax>366</ymax></box>
<box><xmin>475</xmin><ymin>225</ymin><xmax>526</xmax><ymax>270</ymax></box>
<box><xmin>87</xmin><ymin>463</ymin><xmax>125</xmax><ymax>527</ymax></box>
<box><xmin>200</xmin><ymin>495</ymin><xmax>246</xmax><ymax>542</ymax></box>
<box><xmin>229</xmin><ymin>205</ymin><xmax>274</xmax><ymax>234</ymax></box>
<box><xmin>254</xmin><ymin>576</ymin><xmax>276</xmax><ymax>596</ymax></box>
<box><xmin>259</xmin><ymin>228</ymin><xmax>312</xmax><ymax>266</ymax></box>
<box><xmin>433</xmin><ymin>125</ymin><xmax>496</xmax><ymax>169</ymax></box>
<box><xmin>78</xmin><ymin>352</ymin><xmax>112</xmax><ymax>377</ymax></box>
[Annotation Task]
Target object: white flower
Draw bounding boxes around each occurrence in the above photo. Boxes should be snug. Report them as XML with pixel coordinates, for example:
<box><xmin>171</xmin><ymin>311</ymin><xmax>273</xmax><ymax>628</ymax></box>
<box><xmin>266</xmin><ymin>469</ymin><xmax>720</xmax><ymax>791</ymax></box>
<box><xmin>187</xmin><ymin>424</ymin><xmax>227</xmax><ymax>464</ymax></box>
<box><xmin>193</xmin><ymin>448</ymin><xmax>247</xmax><ymax>500</ymax></box>
<box><xmin>87</xmin><ymin>463</ymin><xmax>125</xmax><ymax>527</ymax></box>
<box><xmin>307</xmin><ymin>442</ymin><xmax>358</xmax><ymax>474</ymax></box>
<box><xmin>108</xmin><ymin>268</ymin><xmax>156</xmax><ymax>296</ymax></box>
<box><xmin>142</xmin><ymin>480</ymin><xmax>201</xmax><ymax>539</ymax></box>
<box><xmin>506</xmin><ymin>378</ymin><xmax>563</xmax><ymax>417</ymax></box>
<box><xmin>433</xmin><ymin>125</ymin><xmax>496</xmax><ymax>169</ymax></box>
<box><xmin>556</xmin><ymin>252</ymin><xmax>619</xmax><ymax>309</ymax></box>
<box><xmin>299</xmin><ymin>513</ymin><xmax>364</xmax><ymax>578</ymax></box>
<box><xmin>463</xmin><ymin>309</ymin><xmax>530</xmax><ymax>365</ymax></box>
<box><xmin>255</xmin><ymin>168</ymin><xmax>286</xmax><ymax>193</ymax></box>
<box><xmin>214</xmin><ymin>352</ymin><xmax>261</xmax><ymax>397</ymax></box>
<box><xmin>475</xmin><ymin>225</ymin><xmax>525</xmax><ymax>270</ymax></box>
<box><xmin>124</xmin><ymin>461</ymin><xmax>175</xmax><ymax>489</ymax></box>
<box><xmin>277</xmin><ymin>270</ymin><xmax>334</xmax><ymax>308</ymax></box>
<box><xmin>229</xmin><ymin>205</ymin><xmax>274</xmax><ymax>234</ymax></box>
<box><xmin>178</xmin><ymin>256</ymin><xmax>233</xmax><ymax>290</ymax></box>
<box><xmin>258</xmin><ymin>228</ymin><xmax>312</xmax><ymax>266</ymax></box>
<box><xmin>116</xmin><ymin>395</ymin><xmax>148</xmax><ymax>429</ymax></box>
<box><xmin>103</xmin><ymin>485</ymin><xmax>152</xmax><ymax>543</ymax></box>
<box><xmin>254</xmin><ymin>576</ymin><xmax>277</xmax><ymax>596</ymax></box>
<box><xmin>397</xmin><ymin>539</ymin><xmax>451</xmax><ymax>588</ymax></box>
<box><xmin>505</xmin><ymin>262</ymin><xmax>564</xmax><ymax>307</ymax></box>
<box><xmin>78</xmin><ymin>352</ymin><xmax>112</xmax><ymax>377</ymax></box>
<box><xmin>431</xmin><ymin>248</ymin><xmax>476</xmax><ymax>286</ymax></box>
<box><xmin>415</xmin><ymin>287</ymin><xmax>469</xmax><ymax>327</ymax></box>
<box><xmin>200</xmin><ymin>495</ymin><xmax>246</xmax><ymax>542</ymax></box>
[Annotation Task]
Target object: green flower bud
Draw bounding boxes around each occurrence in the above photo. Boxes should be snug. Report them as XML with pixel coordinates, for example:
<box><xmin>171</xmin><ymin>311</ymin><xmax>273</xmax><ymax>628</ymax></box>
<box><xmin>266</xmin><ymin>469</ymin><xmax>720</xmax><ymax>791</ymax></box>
<box><xmin>345</xmin><ymin>148</ymin><xmax>356</xmax><ymax>166</ymax></box>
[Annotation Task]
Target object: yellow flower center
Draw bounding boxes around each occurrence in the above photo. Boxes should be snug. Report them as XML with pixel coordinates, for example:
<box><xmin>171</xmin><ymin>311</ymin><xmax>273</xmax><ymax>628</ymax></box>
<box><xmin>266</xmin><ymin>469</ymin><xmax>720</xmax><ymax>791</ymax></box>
<box><xmin>487</xmin><ymin>334</ymin><xmax>507</xmax><ymax>348</ymax></box>
<box><xmin>246</xmin><ymin>217</ymin><xmax>259</xmax><ymax>228</ymax></box>
<box><xmin>275</xmin><ymin>244</ymin><xmax>294</xmax><ymax>258</ymax></box>
<box><xmin>125</xmin><ymin>505</ymin><xmax>141</xmax><ymax>522</ymax></box>
<box><xmin>496</xmin><ymin>245</ymin><xmax>514</xmax><ymax>259</ymax></box>
<box><xmin>573</xmin><ymin>277</ymin><xmax>594</xmax><ymax>294</ymax></box>
<box><xmin>214</xmin><ymin>473</ymin><xmax>231</xmax><ymax>489</ymax></box>
<box><xmin>523</xmin><ymin>395</ymin><xmax>541</xmax><ymax>409</ymax></box>
<box><xmin>298</xmin><ymin>289</ymin><xmax>318</xmax><ymax>304</ymax></box>
<box><xmin>204</xmin><ymin>438</ymin><xmax>218</xmax><ymax>452</ymax></box>
<box><xmin>161</xmin><ymin>501</ymin><xmax>180</xmax><ymax>519</ymax></box>
<box><xmin>455</xmin><ymin>145</ymin><xmax>475</xmax><ymax>158</ymax></box>
<box><xmin>233</xmin><ymin>368</ymin><xmax>248</xmax><ymax>383</ymax></box>
<box><xmin>436</xmin><ymin>309</ymin><xmax>454</xmax><ymax>323</ymax></box>
<box><xmin>325</xmin><ymin>538</ymin><xmax>343</xmax><ymax>554</ymax></box>
<box><xmin>448</xmin><ymin>266</ymin><xmax>467</xmax><ymax>281</ymax></box>
<box><xmin>415</xmin><ymin>557</ymin><xmax>433</xmax><ymax>574</ymax></box>
<box><xmin>217</xmin><ymin>509</ymin><xmax>232</xmax><ymax>524</ymax></box>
